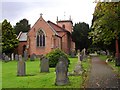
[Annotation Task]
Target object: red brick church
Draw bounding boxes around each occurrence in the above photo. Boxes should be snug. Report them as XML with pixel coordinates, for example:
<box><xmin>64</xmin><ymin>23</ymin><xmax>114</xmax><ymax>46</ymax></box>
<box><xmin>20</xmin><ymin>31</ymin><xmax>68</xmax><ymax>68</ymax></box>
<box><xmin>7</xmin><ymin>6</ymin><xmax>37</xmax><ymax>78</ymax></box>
<box><xmin>17</xmin><ymin>14</ymin><xmax>75</xmax><ymax>56</ymax></box>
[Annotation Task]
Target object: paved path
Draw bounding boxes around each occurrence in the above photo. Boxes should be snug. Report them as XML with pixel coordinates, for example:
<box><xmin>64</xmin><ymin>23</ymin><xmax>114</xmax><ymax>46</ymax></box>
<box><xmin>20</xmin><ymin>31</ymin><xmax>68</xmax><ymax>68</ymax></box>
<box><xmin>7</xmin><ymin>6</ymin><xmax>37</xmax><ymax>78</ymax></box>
<box><xmin>86</xmin><ymin>57</ymin><xmax>120</xmax><ymax>89</ymax></box>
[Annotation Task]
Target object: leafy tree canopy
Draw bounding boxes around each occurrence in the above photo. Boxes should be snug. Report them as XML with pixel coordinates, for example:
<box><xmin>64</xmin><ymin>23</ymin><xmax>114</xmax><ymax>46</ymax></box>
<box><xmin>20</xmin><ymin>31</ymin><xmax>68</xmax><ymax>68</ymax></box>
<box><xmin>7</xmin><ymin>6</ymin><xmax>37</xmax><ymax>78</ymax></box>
<box><xmin>89</xmin><ymin>2</ymin><xmax>120</xmax><ymax>45</ymax></box>
<box><xmin>72</xmin><ymin>22</ymin><xmax>91</xmax><ymax>51</ymax></box>
<box><xmin>2</xmin><ymin>19</ymin><xmax>19</xmax><ymax>54</ymax></box>
<box><xmin>14</xmin><ymin>18</ymin><xmax>31</xmax><ymax>35</ymax></box>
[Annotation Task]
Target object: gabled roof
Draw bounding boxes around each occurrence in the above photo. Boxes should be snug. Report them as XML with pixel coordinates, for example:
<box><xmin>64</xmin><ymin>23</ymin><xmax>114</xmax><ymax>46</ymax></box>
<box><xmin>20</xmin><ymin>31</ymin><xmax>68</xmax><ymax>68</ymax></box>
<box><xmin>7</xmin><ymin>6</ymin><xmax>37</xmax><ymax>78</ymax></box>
<box><xmin>28</xmin><ymin>16</ymin><xmax>59</xmax><ymax>36</ymax></box>
<box><xmin>17</xmin><ymin>32</ymin><xmax>27</xmax><ymax>41</ymax></box>
<box><xmin>47</xmin><ymin>20</ymin><xmax>69</xmax><ymax>32</ymax></box>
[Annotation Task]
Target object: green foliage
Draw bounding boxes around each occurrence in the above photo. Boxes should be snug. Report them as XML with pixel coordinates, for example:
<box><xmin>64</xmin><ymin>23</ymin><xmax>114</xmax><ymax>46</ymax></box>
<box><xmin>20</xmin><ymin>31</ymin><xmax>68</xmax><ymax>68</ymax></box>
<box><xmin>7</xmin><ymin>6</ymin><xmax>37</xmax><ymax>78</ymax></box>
<box><xmin>2</xmin><ymin>19</ymin><xmax>19</xmax><ymax>54</ymax></box>
<box><xmin>72</xmin><ymin>22</ymin><xmax>91</xmax><ymax>51</ymax></box>
<box><xmin>14</xmin><ymin>18</ymin><xmax>30</xmax><ymax>35</ymax></box>
<box><xmin>90</xmin><ymin>2</ymin><xmax>120</xmax><ymax>45</ymax></box>
<box><xmin>46</xmin><ymin>48</ymin><xmax>70</xmax><ymax>67</ymax></box>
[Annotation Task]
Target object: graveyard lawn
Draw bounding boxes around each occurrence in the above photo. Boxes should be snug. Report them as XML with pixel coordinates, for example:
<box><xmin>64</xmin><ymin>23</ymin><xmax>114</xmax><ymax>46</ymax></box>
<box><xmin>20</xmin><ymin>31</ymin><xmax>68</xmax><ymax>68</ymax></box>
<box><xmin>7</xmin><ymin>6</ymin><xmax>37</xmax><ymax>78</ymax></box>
<box><xmin>2</xmin><ymin>57</ymin><xmax>90</xmax><ymax>88</ymax></box>
<box><xmin>99</xmin><ymin>55</ymin><xmax>120</xmax><ymax>78</ymax></box>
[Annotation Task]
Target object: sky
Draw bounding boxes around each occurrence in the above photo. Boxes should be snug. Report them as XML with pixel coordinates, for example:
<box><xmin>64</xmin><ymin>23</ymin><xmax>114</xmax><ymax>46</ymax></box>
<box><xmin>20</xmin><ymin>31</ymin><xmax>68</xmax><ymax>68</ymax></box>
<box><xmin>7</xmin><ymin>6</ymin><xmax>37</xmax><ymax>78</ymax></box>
<box><xmin>0</xmin><ymin>0</ymin><xmax>97</xmax><ymax>27</ymax></box>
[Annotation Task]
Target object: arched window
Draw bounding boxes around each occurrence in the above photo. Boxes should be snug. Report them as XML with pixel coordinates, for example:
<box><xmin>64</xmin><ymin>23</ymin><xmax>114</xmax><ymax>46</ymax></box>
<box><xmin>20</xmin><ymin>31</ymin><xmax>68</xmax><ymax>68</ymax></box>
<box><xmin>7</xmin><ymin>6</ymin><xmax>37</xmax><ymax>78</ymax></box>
<box><xmin>36</xmin><ymin>30</ymin><xmax>45</xmax><ymax>47</ymax></box>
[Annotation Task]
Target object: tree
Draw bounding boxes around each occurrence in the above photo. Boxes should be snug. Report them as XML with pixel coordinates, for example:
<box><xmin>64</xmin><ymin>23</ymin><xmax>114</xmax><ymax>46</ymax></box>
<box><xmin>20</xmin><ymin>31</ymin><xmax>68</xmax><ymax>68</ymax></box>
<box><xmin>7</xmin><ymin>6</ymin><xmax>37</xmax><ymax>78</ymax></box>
<box><xmin>72</xmin><ymin>22</ymin><xmax>91</xmax><ymax>51</ymax></box>
<box><xmin>89</xmin><ymin>2</ymin><xmax>120</xmax><ymax>66</ymax></box>
<box><xmin>0</xmin><ymin>23</ymin><xmax>2</xmax><ymax>53</ymax></box>
<box><xmin>2</xmin><ymin>19</ymin><xmax>19</xmax><ymax>54</ymax></box>
<box><xmin>90</xmin><ymin>2</ymin><xmax>120</xmax><ymax>44</ymax></box>
<box><xmin>14</xmin><ymin>19</ymin><xmax>31</xmax><ymax>35</ymax></box>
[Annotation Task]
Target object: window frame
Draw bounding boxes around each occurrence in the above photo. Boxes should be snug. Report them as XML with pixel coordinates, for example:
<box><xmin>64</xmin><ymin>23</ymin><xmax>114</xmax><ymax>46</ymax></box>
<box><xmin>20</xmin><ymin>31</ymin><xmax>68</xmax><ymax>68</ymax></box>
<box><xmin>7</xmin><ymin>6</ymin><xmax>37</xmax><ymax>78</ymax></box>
<box><xmin>36</xmin><ymin>29</ymin><xmax>46</xmax><ymax>47</ymax></box>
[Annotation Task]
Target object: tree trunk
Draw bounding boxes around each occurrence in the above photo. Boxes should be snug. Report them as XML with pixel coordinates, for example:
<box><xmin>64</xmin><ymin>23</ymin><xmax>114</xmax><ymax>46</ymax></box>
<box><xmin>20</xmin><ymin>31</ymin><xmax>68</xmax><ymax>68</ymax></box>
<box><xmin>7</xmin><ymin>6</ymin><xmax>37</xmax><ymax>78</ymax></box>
<box><xmin>115</xmin><ymin>35</ymin><xmax>120</xmax><ymax>66</ymax></box>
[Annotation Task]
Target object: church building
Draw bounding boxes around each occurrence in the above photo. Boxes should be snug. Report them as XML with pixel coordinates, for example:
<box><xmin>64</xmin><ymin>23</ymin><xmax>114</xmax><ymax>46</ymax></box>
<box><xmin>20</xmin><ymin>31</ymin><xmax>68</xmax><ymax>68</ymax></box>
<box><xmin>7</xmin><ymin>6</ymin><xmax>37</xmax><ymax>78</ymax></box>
<box><xmin>17</xmin><ymin>14</ymin><xmax>75</xmax><ymax>56</ymax></box>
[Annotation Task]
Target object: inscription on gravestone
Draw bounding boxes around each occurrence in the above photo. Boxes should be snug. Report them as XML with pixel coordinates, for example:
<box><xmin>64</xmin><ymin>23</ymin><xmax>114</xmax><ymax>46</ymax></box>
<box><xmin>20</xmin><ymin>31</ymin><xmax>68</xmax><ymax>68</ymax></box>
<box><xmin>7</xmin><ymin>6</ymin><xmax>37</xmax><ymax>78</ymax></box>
<box><xmin>17</xmin><ymin>55</ymin><xmax>26</xmax><ymax>76</ymax></box>
<box><xmin>40</xmin><ymin>56</ymin><xmax>49</xmax><ymax>72</ymax></box>
<box><xmin>55</xmin><ymin>58</ymin><xmax>69</xmax><ymax>86</ymax></box>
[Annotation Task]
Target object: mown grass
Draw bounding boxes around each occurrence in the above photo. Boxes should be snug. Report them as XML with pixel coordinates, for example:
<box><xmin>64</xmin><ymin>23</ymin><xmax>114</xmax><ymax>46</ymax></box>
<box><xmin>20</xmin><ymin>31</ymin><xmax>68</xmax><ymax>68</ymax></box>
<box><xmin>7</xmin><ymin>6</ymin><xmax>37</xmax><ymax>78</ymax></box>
<box><xmin>0</xmin><ymin>61</ymin><xmax>2</xmax><ymax>89</ymax></box>
<box><xmin>99</xmin><ymin>55</ymin><xmax>120</xmax><ymax>78</ymax></box>
<box><xmin>2</xmin><ymin>57</ymin><xmax>90</xmax><ymax>88</ymax></box>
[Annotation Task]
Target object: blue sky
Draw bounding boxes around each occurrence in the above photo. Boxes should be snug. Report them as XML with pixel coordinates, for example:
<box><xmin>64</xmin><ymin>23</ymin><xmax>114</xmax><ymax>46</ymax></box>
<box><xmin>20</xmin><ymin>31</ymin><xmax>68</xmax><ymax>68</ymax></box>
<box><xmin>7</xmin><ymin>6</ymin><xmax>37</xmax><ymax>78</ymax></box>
<box><xmin>1</xmin><ymin>0</ymin><xmax>97</xmax><ymax>27</ymax></box>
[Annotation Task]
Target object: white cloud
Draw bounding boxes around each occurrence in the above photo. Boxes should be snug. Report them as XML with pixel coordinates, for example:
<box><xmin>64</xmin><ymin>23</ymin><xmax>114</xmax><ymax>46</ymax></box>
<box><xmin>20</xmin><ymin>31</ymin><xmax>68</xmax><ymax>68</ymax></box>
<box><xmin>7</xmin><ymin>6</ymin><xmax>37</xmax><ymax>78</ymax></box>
<box><xmin>1</xmin><ymin>0</ymin><xmax>96</xmax><ymax>27</ymax></box>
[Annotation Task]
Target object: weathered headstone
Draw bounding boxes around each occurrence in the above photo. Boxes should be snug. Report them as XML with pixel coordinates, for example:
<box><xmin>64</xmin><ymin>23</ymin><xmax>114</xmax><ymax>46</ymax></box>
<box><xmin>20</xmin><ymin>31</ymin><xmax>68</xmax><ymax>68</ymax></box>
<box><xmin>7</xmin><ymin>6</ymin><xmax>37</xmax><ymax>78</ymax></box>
<box><xmin>0</xmin><ymin>54</ymin><xmax>2</xmax><ymax>59</ymax></box>
<box><xmin>70</xmin><ymin>49</ymin><xmax>76</xmax><ymax>58</ymax></box>
<box><xmin>4</xmin><ymin>55</ymin><xmax>9</xmax><ymax>62</ymax></box>
<box><xmin>72</xmin><ymin>62</ymin><xmax>83</xmax><ymax>75</ymax></box>
<box><xmin>15</xmin><ymin>54</ymin><xmax>19</xmax><ymax>61</ymax></box>
<box><xmin>17</xmin><ymin>55</ymin><xmax>26</xmax><ymax>76</ymax></box>
<box><xmin>11</xmin><ymin>53</ymin><xmax>14</xmax><ymax>60</ymax></box>
<box><xmin>106</xmin><ymin>50</ymin><xmax>110</xmax><ymax>56</ymax></box>
<box><xmin>80</xmin><ymin>55</ymin><xmax>83</xmax><ymax>61</ymax></box>
<box><xmin>81</xmin><ymin>48</ymin><xmax>86</xmax><ymax>60</ymax></box>
<box><xmin>68</xmin><ymin>50</ymin><xmax>83</xmax><ymax>76</ymax></box>
<box><xmin>59</xmin><ymin>56</ymin><xmax>69</xmax><ymax>67</ymax></box>
<box><xmin>30</xmin><ymin>54</ymin><xmax>36</xmax><ymax>61</ymax></box>
<box><xmin>24</xmin><ymin>50</ymin><xmax>28</xmax><ymax>61</ymax></box>
<box><xmin>40</xmin><ymin>56</ymin><xmax>49</xmax><ymax>72</ymax></box>
<box><xmin>77</xmin><ymin>50</ymin><xmax>81</xmax><ymax>63</ymax></box>
<box><xmin>2</xmin><ymin>53</ymin><xmax>6</xmax><ymax>60</ymax></box>
<box><xmin>55</xmin><ymin>60</ymin><xmax>69</xmax><ymax>85</ymax></box>
<box><xmin>100</xmin><ymin>50</ymin><xmax>106</xmax><ymax>55</ymax></box>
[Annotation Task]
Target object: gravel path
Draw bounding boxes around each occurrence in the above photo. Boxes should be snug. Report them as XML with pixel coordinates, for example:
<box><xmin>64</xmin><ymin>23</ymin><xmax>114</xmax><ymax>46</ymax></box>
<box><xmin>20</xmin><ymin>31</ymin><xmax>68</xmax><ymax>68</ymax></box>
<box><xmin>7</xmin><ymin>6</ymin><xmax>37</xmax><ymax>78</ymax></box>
<box><xmin>86</xmin><ymin>57</ymin><xmax>120</xmax><ymax>89</ymax></box>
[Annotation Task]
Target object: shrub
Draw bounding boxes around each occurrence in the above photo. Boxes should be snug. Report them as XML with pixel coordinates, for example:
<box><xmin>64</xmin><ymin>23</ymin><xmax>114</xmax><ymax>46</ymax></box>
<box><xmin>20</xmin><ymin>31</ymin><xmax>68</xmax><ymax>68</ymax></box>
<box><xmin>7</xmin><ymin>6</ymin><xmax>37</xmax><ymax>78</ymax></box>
<box><xmin>46</xmin><ymin>48</ymin><xmax>70</xmax><ymax>67</ymax></box>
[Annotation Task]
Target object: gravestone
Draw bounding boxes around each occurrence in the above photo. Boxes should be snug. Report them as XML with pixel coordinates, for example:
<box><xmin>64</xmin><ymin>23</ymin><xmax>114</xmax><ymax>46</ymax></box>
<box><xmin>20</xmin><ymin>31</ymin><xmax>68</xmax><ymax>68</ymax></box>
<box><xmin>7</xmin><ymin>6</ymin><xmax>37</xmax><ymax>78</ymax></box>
<box><xmin>77</xmin><ymin>50</ymin><xmax>81</xmax><ymax>63</ymax></box>
<box><xmin>2</xmin><ymin>53</ymin><xmax>6</xmax><ymax>60</ymax></box>
<box><xmin>17</xmin><ymin>55</ymin><xmax>26</xmax><ymax>76</ymax></box>
<box><xmin>80</xmin><ymin>55</ymin><xmax>83</xmax><ymax>61</ymax></box>
<box><xmin>59</xmin><ymin>56</ymin><xmax>69</xmax><ymax>67</ymax></box>
<box><xmin>15</xmin><ymin>54</ymin><xmax>19</xmax><ymax>61</ymax></box>
<box><xmin>70</xmin><ymin>49</ymin><xmax>76</xmax><ymax>58</ymax></box>
<box><xmin>4</xmin><ymin>55</ymin><xmax>9</xmax><ymax>62</ymax></box>
<box><xmin>72</xmin><ymin>62</ymin><xmax>83</xmax><ymax>75</ymax></box>
<box><xmin>68</xmin><ymin>50</ymin><xmax>83</xmax><ymax>76</ymax></box>
<box><xmin>0</xmin><ymin>54</ymin><xmax>2</xmax><ymax>59</ymax></box>
<box><xmin>106</xmin><ymin>50</ymin><xmax>110</xmax><ymax>56</ymax></box>
<box><xmin>40</xmin><ymin>56</ymin><xmax>49</xmax><ymax>72</ymax></box>
<box><xmin>11</xmin><ymin>53</ymin><xmax>14</xmax><ymax>60</ymax></box>
<box><xmin>24</xmin><ymin>50</ymin><xmax>28</xmax><ymax>61</ymax></box>
<box><xmin>55</xmin><ymin>60</ymin><xmax>69</xmax><ymax>86</ymax></box>
<box><xmin>81</xmin><ymin>48</ymin><xmax>86</xmax><ymax>60</ymax></box>
<box><xmin>30</xmin><ymin>54</ymin><xmax>36</xmax><ymax>61</ymax></box>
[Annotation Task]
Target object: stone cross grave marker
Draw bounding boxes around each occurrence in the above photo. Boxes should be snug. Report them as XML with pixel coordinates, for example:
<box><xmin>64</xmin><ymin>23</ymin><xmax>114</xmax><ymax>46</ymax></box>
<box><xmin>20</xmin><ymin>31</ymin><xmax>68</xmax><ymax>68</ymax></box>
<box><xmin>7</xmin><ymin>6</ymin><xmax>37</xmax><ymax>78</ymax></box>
<box><xmin>17</xmin><ymin>55</ymin><xmax>26</xmax><ymax>76</ymax></box>
<box><xmin>40</xmin><ymin>56</ymin><xmax>49</xmax><ymax>72</ymax></box>
<box><xmin>77</xmin><ymin>50</ymin><xmax>82</xmax><ymax>63</ymax></box>
<box><xmin>55</xmin><ymin>58</ymin><xmax>69</xmax><ymax>86</ymax></box>
<box><xmin>15</xmin><ymin>54</ymin><xmax>18</xmax><ymax>60</ymax></box>
<box><xmin>24</xmin><ymin>50</ymin><xmax>28</xmax><ymax>61</ymax></box>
